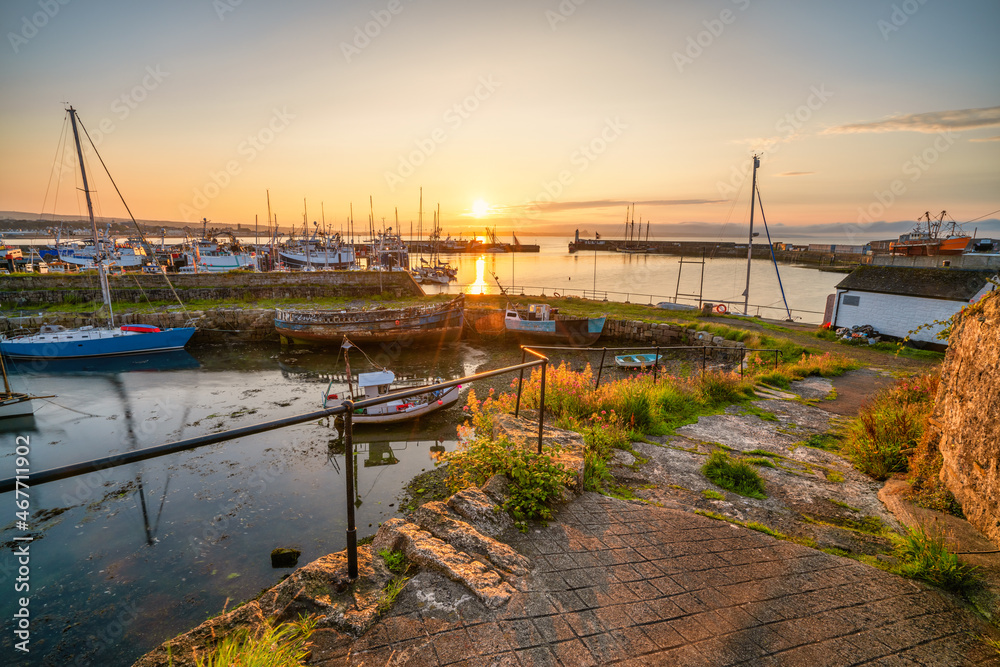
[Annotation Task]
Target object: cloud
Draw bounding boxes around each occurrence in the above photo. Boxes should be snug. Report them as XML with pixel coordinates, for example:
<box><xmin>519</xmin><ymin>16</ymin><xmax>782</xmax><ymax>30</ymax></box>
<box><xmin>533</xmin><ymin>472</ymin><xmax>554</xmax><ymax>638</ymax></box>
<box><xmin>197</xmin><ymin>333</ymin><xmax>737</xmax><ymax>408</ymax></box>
<box><xmin>777</xmin><ymin>171</ymin><xmax>815</xmax><ymax>177</ymax></box>
<box><xmin>825</xmin><ymin>106</ymin><xmax>1000</xmax><ymax>134</ymax></box>
<box><xmin>970</xmin><ymin>135</ymin><xmax>1000</xmax><ymax>142</ymax></box>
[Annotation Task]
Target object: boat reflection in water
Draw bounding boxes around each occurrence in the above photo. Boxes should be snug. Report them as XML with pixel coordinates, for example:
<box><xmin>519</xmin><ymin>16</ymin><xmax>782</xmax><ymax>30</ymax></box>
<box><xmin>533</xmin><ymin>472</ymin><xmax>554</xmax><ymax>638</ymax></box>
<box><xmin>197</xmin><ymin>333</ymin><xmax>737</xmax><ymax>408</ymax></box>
<box><xmin>8</xmin><ymin>349</ymin><xmax>201</xmax><ymax>376</ymax></box>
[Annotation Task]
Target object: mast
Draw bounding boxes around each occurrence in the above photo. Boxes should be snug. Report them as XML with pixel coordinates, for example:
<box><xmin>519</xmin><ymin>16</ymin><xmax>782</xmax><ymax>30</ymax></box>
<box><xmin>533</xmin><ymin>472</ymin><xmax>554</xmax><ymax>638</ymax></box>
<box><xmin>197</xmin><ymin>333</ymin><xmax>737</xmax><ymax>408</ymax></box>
<box><xmin>68</xmin><ymin>106</ymin><xmax>114</xmax><ymax>327</ymax></box>
<box><xmin>742</xmin><ymin>154</ymin><xmax>760</xmax><ymax>317</ymax></box>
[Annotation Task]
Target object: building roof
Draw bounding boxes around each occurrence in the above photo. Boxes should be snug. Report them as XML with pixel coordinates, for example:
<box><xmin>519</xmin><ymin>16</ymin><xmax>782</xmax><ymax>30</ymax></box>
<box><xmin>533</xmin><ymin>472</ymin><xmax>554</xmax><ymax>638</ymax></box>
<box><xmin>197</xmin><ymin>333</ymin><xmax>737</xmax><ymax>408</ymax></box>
<box><xmin>836</xmin><ymin>266</ymin><xmax>997</xmax><ymax>301</ymax></box>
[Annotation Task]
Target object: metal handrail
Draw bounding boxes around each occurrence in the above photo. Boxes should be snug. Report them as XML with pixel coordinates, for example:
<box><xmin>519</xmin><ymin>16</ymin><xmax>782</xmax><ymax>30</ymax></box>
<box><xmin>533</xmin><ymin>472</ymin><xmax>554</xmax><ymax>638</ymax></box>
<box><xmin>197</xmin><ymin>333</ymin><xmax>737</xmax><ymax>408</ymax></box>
<box><xmin>0</xmin><ymin>354</ymin><xmax>550</xmax><ymax>579</ymax></box>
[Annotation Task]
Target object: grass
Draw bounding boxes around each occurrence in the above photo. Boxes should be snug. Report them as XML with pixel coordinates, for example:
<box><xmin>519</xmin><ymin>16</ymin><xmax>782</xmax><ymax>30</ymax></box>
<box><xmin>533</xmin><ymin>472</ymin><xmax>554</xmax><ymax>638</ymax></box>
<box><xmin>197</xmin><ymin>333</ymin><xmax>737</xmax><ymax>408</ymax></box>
<box><xmin>191</xmin><ymin>615</ymin><xmax>318</xmax><ymax>667</ymax></box>
<box><xmin>702</xmin><ymin>489</ymin><xmax>724</xmax><ymax>500</ymax></box>
<box><xmin>378</xmin><ymin>575</ymin><xmax>411</xmax><ymax>614</ymax></box>
<box><xmin>379</xmin><ymin>549</ymin><xmax>407</xmax><ymax>575</ymax></box>
<box><xmin>695</xmin><ymin>510</ymin><xmax>817</xmax><ymax>548</ymax></box>
<box><xmin>701</xmin><ymin>450</ymin><xmax>767</xmax><ymax>499</ymax></box>
<box><xmin>892</xmin><ymin>526</ymin><xmax>978</xmax><ymax>593</ymax></box>
<box><xmin>738</xmin><ymin>405</ymin><xmax>779</xmax><ymax>422</ymax></box>
<box><xmin>843</xmin><ymin>374</ymin><xmax>938</xmax><ymax>480</ymax></box>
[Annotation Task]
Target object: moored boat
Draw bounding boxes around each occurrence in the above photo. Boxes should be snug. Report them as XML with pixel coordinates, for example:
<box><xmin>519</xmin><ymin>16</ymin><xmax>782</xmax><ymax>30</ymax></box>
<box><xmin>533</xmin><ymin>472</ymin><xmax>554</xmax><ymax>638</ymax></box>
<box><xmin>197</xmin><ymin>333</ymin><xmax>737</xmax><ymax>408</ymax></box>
<box><xmin>275</xmin><ymin>294</ymin><xmax>464</xmax><ymax>346</ymax></box>
<box><xmin>0</xmin><ymin>107</ymin><xmax>197</xmax><ymax>361</ymax></box>
<box><xmin>322</xmin><ymin>369</ymin><xmax>460</xmax><ymax>424</ymax></box>
<box><xmin>614</xmin><ymin>353</ymin><xmax>662</xmax><ymax>369</ymax></box>
<box><xmin>503</xmin><ymin>303</ymin><xmax>605</xmax><ymax>346</ymax></box>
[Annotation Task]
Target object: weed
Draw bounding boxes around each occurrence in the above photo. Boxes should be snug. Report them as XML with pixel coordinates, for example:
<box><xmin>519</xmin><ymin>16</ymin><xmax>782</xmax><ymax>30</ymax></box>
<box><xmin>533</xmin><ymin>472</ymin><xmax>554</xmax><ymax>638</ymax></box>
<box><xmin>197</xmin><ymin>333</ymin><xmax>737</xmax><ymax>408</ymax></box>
<box><xmin>739</xmin><ymin>405</ymin><xmax>779</xmax><ymax>422</ymax></box>
<box><xmin>744</xmin><ymin>457</ymin><xmax>777</xmax><ymax>469</ymax></box>
<box><xmin>745</xmin><ymin>449</ymin><xmax>782</xmax><ymax>459</ymax></box>
<box><xmin>745</xmin><ymin>521</ymin><xmax>784</xmax><ymax>539</ymax></box>
<box><xmin>825</xmin><ymin>471</ymin><xmax>845</xmax><ymax>483</ymax></box>
<box><xmin>378</xmin><ymin>576</ymin><xmax>410</xmax><ymax>614</ymax></box>
<box><xmin>891</xmin><ymin>526</ymin><xmax>978</xmax><ymax>592</ymax></box>
<box><xmin>701</xmin><ymin>451</ymin><xmax>767</xmax><ymax>499</ymax></box>
<box><xmin>378</xmin><ymin>549</ymin><xmax>407</xmax><ymax>575</ymax></box>
<box><xmin>801</xmin><ymin>432</ymin><xmax>842</xmax><ymax>452</ymax></box>
<box><xmin>193</xmin><ymin>615</ymin><xmax>318</xmax><ymax>667</ymax></box>
<box><xmin>828</xmin><ymin>499</ymin><xmax>860</xmax><ymax>512</ymax></box>
<box><xmin>702</xmin><ymin>489</ymin><xmax>724</xmax><ymax>500</ymax></box>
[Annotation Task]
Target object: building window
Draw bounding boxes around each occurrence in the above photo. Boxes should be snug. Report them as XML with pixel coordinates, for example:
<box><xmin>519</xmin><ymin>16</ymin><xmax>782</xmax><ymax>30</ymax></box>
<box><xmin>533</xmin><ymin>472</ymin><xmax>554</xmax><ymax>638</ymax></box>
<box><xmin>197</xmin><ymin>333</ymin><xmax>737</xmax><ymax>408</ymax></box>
<box><xmin>842</xmin><ymin>295</ymin><xmax>860</xmax><ymax>307</ymax></box>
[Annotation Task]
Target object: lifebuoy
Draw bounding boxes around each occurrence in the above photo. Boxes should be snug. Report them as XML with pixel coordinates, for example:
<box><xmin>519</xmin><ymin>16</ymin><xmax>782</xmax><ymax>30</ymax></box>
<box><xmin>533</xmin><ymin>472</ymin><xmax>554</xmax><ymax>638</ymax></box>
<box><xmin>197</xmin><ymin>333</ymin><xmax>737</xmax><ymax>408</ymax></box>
<box><xmin>554</xmin><ymin>292</ymin><xmax>560</xmax><ymax>297</ymax></box>
<box><xmin>715</xmin><ymin>304</ymin><xmax>728</xmax><ymax>314</ymax></box>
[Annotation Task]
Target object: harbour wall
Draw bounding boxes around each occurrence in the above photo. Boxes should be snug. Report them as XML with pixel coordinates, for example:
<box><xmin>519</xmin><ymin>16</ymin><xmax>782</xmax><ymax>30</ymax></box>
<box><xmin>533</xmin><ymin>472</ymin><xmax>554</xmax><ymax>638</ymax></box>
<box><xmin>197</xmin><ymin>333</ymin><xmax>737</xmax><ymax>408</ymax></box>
<box><xmin>0</xmin><ymin>270</ymin><xmax>423</xmax><ymax>307</ymax></box>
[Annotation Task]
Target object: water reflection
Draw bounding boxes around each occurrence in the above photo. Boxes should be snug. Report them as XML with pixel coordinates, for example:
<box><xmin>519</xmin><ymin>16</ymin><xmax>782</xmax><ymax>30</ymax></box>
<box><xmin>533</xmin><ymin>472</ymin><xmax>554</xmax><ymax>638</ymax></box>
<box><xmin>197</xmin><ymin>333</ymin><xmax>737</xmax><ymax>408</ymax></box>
<box><xmin>466</xmin><ymin>255</ymin><xmax>488</xmax><ymax>294</ymax></box>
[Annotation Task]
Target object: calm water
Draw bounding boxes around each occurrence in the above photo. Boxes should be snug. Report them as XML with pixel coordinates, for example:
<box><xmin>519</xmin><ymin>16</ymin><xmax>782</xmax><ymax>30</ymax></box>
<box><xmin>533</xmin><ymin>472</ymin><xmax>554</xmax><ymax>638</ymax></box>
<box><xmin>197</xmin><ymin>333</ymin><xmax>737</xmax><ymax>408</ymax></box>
<box><xmin>0</xmin><ymin>342</ymin><xmax>489</xmax><ymax>666</ymax></box>
<box><xmin>417</xmin><ymin>237</ymin><xmax>843</xmax><ymax>323</ymax></box>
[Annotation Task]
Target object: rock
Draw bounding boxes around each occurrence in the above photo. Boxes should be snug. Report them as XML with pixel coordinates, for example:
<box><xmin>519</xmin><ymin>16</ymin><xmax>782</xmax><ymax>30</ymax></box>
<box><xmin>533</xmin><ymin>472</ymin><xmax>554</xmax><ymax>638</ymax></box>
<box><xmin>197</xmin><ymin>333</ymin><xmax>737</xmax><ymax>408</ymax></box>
<box><xmin>447</xmin><ymin>487</ymin><xmax>514</xmax><ymax>537</ymax></box>
<box><xmin>372</xmin><ymin>518</ymin><xmax>516</xmax><ymax>608</ymax></box>
<box><xmin>611</xmin><ymin>450</ymin><xmax>636</xmax><ymax>467</ymax></box>
<box><xmin>482</xmin><ymin>474</ymin><xmax>511</xmax><ymax>504</ymax></box>
<box><xmin>270</xmin><ymin>547</ymin><xmax>301</xmax><ymax>568</ymax></box>
<box><xmin>415</xmin><ymin>501</ymin><xmax>529</xmax><ymax>575</ymax></box>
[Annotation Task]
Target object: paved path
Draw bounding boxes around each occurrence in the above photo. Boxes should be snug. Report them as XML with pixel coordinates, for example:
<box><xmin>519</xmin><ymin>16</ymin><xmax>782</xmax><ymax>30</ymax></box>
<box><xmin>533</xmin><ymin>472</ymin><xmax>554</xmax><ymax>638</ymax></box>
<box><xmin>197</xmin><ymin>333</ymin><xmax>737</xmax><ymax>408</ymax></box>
<box><xmin>311</xmin><ymin>493</ymin><xmax>1000</xmax><ymax>666</ymax></box>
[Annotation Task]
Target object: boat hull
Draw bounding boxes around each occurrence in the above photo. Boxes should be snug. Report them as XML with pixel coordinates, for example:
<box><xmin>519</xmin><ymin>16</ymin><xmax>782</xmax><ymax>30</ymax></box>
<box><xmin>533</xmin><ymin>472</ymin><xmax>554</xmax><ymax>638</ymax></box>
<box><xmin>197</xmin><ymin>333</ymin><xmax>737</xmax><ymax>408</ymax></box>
<box><xmin>275</xmin><ymin>297</ymin><xmax>464</xmax><ymax>346</ymax></box>
<box><xmin>350</xmin><ymin>385</ymin><xmax>460</xmax><ymax>424</ymax></box>
<box><xmin>506</xmin><ymin>316</ymin><xmax>605</xmax><ymax>347</ymax></box>
<box><xmin>615</xmin><ymin>353</ymin><xmax>662</xmax><ymax>369</ymax></box>
<box><xmin>0</xmin><ymin>327</ymin><xmax>196</xmax><ymax>360</ymax></box>
<box><xmin>0</xmin><ymin>394</ymin><xmax>35</xmax><ymax>419</ymax></box>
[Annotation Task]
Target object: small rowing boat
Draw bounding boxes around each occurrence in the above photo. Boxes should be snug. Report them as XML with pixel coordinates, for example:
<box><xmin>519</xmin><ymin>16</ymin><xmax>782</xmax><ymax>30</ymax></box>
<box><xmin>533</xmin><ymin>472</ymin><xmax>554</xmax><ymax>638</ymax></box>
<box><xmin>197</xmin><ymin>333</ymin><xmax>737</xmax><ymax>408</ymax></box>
<box><xmin>323</xmin><ymin>369</ymin><xmax>460</xmax><ymax>425</ymax></box>
<box><xmin>614</xmin><ymin>353</ymin><xmax>662</xmax><ymax>369</ymax></box>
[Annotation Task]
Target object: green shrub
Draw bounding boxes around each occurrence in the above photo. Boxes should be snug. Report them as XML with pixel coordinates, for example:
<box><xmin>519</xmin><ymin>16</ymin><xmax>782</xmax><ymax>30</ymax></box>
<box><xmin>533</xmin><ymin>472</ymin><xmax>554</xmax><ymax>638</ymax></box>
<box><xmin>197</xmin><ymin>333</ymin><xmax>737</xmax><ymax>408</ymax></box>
<box><xmin>378</xmin><ymin>549</ymin><xmax>407</xmax><ymax>575</ymax></box>
<box><xmin>701</xmin><ymin>450</ymin><xmax>767</xmax><ymax>499</ymax></box>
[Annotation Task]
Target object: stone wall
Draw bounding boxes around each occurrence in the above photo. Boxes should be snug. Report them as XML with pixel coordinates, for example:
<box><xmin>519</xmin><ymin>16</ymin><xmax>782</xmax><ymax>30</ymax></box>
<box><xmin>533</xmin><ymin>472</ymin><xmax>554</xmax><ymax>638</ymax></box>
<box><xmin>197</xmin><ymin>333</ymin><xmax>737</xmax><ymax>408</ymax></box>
<box><xmin>932</xmin><ymin>291</ymin><xmax>1000</xmax><ymax>545</ymax></box>
<box><xmin>0</xmin><ymin>270</ymin><xmax>422</xmax><ymax>306</ymax></box>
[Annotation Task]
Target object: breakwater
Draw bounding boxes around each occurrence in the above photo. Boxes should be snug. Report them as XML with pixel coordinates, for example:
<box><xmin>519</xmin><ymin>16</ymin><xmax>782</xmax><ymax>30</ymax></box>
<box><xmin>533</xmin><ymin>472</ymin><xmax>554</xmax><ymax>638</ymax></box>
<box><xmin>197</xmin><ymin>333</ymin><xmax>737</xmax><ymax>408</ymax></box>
<box><xmin>0</xmin><ymin>270</ymin><xmax>422</xmax><ymax>308</ymax></box>
<box><xmin>570</xmin><ymin>238</ymin><xmax>861</xmax><ymax>268</ymax></box>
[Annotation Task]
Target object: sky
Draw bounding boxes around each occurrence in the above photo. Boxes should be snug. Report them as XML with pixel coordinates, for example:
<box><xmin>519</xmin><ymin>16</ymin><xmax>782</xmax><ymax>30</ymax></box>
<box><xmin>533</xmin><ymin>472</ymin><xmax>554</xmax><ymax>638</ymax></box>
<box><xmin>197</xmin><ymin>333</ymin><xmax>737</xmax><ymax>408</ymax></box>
<box><xmin>1</xmin><ymin>0</ymin><xmax>998</xmax><ymax>242</ymax></box>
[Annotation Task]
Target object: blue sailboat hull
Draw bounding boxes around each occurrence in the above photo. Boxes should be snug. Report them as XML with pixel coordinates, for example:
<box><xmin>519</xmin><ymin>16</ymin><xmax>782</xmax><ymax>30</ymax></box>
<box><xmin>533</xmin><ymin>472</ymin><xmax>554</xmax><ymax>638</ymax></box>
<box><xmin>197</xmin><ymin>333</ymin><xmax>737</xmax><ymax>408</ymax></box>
<box><xmin>0</xmin><ymin>327</ymin><xmax>196</xmax><ymax>360</ymax></box>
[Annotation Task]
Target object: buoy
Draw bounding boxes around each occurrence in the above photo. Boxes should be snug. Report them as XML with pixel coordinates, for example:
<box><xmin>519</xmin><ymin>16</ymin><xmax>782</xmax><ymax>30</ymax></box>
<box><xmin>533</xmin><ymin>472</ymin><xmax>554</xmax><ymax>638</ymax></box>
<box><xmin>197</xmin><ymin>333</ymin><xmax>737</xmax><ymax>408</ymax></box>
<box><xmin>437</xmin><ymin>400</ymin><xmax>443</xmax><ymax>405</ymax></box>
<box><xmin>715</xmin><ymin>304</ymin><xmax>728</xmax><ymax>314</ymax></box>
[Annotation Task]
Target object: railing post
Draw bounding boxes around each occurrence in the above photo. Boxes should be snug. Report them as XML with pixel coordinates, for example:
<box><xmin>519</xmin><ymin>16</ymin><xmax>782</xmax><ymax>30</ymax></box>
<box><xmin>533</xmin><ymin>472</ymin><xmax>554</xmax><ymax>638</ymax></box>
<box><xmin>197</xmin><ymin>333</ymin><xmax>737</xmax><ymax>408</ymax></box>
<box><xmin>537</xmin><ymin>359</ymin><xmax>546</xmax><ymax>454</ymax></box>
<box><xmin>596</xmin><ymin>347</ymin><xmax>606</xmax><ymax>388</ymax></box>
<box><xmin>740</xmin><ymin>347</ymin><xmax>745</xmax><ymax>379</ymax></box>
<box><xmin>653</xmin><ymin>346</ymin><xmax>659</xmax><ymax>383</ymax></box>
<box><xmin>515</xmin><ymin>348</ymin><xmax>527</xmax><ymax>417</ymax></box>
<box><xmin>702</xmin><ymin>346</ymin><xmax>707</xmax><ymax>374</ymax></box>
<box><xmin>774</xmin><ymin>350</ymin><xmax>779</xmax><ymax>370</ymax></box>
<box><xmin>342</xmin><ymin>401</ymin><xmax>358</xmax><ymax>580</ymax></box>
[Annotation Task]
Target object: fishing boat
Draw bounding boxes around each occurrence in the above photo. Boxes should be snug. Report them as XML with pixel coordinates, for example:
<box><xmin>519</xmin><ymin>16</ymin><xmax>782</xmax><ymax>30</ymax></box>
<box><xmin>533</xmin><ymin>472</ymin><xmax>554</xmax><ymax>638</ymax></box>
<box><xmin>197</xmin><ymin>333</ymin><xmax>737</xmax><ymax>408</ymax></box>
<box><xmin>0</xmin><ymin>107</ymin><xmax>196</xmax><ymax>360</ymax></box>
<box><xmin>614</xmin><ymin>353</ymin><xmax>662</xmax><ymax>369</ymax></box>
<box><xmin>321</xmin><ymin>338</ymin><xmax>460</xmax><ymax>424</ymax></box>
<box><xmin>275</xmin><ymin>294</ymin><xmax>464</xmax><ymax>345</ymax></box>
<box><xmin>503</xmin><ymin>303</ymin><xmax>605</xmax><ymax>346</ymax></box>
<box><xmin>322</xmin><ymin>369</ymin><xmax>459</xmax><ymax>424</ymax></box>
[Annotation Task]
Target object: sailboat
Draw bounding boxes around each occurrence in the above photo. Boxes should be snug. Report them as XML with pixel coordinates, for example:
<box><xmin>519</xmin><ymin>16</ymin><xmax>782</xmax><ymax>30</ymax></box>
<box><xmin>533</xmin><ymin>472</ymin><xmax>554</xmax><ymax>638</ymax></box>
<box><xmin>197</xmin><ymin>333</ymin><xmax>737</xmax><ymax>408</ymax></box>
<box><xmin>739</xmin><ymin>154</ymin><xmax>792</xmax><ymax>320</ymax></box>
<box><xmin>0</xmin><ymin>107</ymin><xmax>196</xmax><ymax>360</ymax></box>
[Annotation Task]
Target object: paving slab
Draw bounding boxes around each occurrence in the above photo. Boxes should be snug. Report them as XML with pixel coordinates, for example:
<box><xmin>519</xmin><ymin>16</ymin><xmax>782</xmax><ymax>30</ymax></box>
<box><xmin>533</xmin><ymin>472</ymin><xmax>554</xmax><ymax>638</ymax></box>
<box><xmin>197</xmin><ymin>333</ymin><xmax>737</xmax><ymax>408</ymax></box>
<box><xmin>312</xmin><ymin>493</ymin><xmax>1000</xmax><ymax>666</ymax></box>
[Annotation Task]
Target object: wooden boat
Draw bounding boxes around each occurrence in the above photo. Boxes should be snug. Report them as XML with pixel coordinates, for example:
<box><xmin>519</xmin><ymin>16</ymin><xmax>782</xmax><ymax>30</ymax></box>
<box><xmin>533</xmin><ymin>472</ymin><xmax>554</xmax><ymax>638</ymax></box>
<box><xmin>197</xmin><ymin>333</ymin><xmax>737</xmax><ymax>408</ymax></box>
<box><xmin>614</xmin><ymin>353</ymin><xmax>662</xmax><ymax>369</ymax></box>
<box><xmin>323</xmin><ymin>369</ymin><xmax>460</xmax><ymax>424</ymax></box>
<box><xmin>503</xmin><ymin>303</ymin><xmax>605</xmax><ymax>346</ymax></box>
<box><xmin>0</xmin><ymin>107</ymin><xmax>196</xmax><ymax>360</ymax></box>
<box><xmin>275</xmin><ymin>294</ymin><xmax>464</xmax><ymax>346</ymax></box>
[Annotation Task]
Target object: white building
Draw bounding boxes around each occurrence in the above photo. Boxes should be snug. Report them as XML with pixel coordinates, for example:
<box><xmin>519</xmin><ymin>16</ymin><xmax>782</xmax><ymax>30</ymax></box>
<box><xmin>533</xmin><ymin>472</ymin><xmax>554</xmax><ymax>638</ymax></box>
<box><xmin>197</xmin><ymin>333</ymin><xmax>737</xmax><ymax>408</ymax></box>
<box><xmin>828</xmin><ymin>266</ymin><xmax>997</xmax><ymax>347</ymax></box>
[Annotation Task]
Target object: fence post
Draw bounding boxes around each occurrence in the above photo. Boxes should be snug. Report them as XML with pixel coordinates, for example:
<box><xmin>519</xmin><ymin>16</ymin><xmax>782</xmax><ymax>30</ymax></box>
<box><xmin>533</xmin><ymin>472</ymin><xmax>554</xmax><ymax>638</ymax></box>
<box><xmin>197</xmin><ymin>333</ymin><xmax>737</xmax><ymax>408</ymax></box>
<box><xmin>653</xmin><ymin>346</ymin><xmax>660</xmax><ymax>383</ymax></box>
<box><xmin>702</xmin><ymin>346</ymin><xmax>707</xmax><ymax>374</ymax></box>
<box><xmin>740</xmin><ymin>347</ymin><xmax>745</xmax><ymax>379</ymax></box>
<box><xmin>774</xmin><ymin>350</ymin><xmax>778</xmax><ymax>370</ymax></box>
<box><xmin>515</xmin><ymin>348</ymin><xmax>527</xmax><ymax>417</ymax></box>
<box><xmin>537</xmin><ymin>359</ymin><xmax>546</xmax><ymax>454</ymax></box>
<box><xmin>342</xmin><ymin>401</ymin><xmax>358</xmax><ymax>580</ymax></box>
<box><xmin>596</xmin><ymin>348</ymin><xmax>606</xmax><ymax>388</ymax></box>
